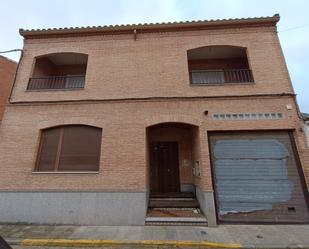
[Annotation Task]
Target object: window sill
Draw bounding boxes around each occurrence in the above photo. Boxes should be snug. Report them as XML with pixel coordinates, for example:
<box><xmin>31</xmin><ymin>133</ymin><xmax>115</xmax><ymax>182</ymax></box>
<box><xmin>32</xmin><ymin>171</ymin><xmax>99</xmax><ymax>174</ymax></box>
<box><xmin>190</xmin><ymin>82</ymin><xmax>255</xmax><ymax>86</ymax></box>
<box><xmin>26</xmin><ymin>88</ymin><xmax>84</xmax><ymax>92</ymax></box>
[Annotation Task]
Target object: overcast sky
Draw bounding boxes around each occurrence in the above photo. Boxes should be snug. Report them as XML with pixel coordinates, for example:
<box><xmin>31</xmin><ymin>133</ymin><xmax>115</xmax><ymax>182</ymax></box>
<box><xmin>1</xmin><ymin>0</ymin><xmax>308</xmax><ymax>111</ymax></box>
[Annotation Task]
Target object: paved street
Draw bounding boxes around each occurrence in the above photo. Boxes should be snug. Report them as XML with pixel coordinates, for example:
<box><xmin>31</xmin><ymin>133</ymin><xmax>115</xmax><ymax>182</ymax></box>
<box><xmin>12</xmin><ymin>247</ymin><xmax>146</xmax><ymax>249</ymax></box>
<box><xmin>1</xmin><ymin>224</ymin><xmax>309</xmax><ymax>248</ymax></box>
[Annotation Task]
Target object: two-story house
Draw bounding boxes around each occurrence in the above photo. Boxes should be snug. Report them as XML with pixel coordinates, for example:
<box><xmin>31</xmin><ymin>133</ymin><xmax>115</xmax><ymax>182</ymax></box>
<box><xmin>0</xmin><ymin>14</ymin><xmax>308</xmax><ymax>227</ymax></box>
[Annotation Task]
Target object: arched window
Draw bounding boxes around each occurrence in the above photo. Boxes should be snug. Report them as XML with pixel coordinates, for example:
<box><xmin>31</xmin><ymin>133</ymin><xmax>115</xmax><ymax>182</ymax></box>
<box><xmin>35</xmin><ymin>125</ymin><xmax>102</xmax><ymax>172</ymax></box>
<box><xmin>28</xmin><ymin>53</ymin><xmax>88</xmax><ymax>90</ymax></box>
<box><xmin>187</xmin><ymin>46</ymin><xmax>253</xmax><ymax>84</ymax></box>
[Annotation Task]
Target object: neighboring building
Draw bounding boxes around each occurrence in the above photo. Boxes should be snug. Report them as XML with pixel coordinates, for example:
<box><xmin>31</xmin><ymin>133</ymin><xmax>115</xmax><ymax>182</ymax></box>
<box><xmin>302</xmin><ymin>113</ymin><xmax>309</xmax><ymax>146</ymax></box>
<box><xmin>0</xmin><ymin>55</ymin><xmax>17</xmax><ymax>121</ymax></box>
<box><xmin>0</xmin><ymin>14</ymin><xmax>308</xmax><ymax>226</ymax></box>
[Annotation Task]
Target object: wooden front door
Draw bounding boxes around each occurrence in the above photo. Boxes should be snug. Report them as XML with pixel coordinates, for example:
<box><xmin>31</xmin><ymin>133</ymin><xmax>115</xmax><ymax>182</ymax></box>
<box><xmin>150</xmin><ymin>142</ymin><xmax>180</xmax><ymax>193</ymax></box>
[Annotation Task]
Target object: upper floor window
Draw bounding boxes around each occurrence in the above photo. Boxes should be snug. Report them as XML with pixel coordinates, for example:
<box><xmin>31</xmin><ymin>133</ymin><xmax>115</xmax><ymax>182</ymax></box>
<box><xmin>35</xmin><ymin>125</ymin><xmax>102</xmax><ymax>172</ymax></box>
<box><xmin>27</xmin><ymin>53</ymin><xmax>88</xmax><ymax>90</ymax></box>
<box><xmin>187</xmin><ymin>46</ymin><xmax>253</xmax><ymax>85</ymax></box>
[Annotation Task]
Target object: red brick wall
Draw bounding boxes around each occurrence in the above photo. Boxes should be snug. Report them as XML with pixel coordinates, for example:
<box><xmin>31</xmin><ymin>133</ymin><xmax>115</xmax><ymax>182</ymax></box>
<box><xmin>0</xmin><ymin>56</ymin><xmax>17</xmax><ymax>121</ymax></box>
<box><xmin>10</xmin><ymin>25</ymin><xmax>295</xmax><ymax>102</ymax></box>
<box><xmin>0</xmin><ymin>96</ymin><xmax>305</xmax><ymax>192</ymax></box>
<box><xmin>0</xmin><ymin>23</ymin><xmax>307</xmax><ymax>194</ymax></box>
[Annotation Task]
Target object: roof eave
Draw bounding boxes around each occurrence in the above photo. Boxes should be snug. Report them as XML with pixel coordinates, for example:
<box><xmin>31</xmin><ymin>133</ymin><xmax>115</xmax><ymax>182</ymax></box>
<box><xmin>19</xmin><ymin>14</ymin><xmax>280</xmax><ymax>38</ymax></box>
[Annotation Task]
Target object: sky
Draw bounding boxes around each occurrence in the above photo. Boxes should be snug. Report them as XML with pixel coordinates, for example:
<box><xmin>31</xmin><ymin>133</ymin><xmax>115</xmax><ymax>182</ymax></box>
<box><xmin>0</xmin><ymin>0</ymin><xmax>308</xmax><ymax>111</ymax></box>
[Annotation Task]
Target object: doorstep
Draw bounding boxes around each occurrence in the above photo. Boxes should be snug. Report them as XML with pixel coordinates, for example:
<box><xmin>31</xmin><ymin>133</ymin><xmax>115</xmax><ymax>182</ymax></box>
<box><xmin>145</xmin><ymin>207</ymin><xmax>208</xmax><ymax>226</ymax></box>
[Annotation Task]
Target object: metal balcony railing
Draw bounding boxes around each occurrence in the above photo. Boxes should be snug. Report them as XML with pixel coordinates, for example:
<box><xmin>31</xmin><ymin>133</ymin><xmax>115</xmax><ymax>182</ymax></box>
<box><xmin>27</xmin><ymin>75</ymin><xmax>86</xmax><ymax>90</ymax></box>
<box><xmin>190</xmin><ymin>69</ymin><xmax>254</xmax><ymax>85</ymax></box>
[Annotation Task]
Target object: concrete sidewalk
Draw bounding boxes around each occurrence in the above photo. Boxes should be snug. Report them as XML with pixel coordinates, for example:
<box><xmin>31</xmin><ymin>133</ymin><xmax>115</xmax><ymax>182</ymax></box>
<box><xmin>1</xmin><ymin>224</ymin><xmax>309</xmax><ymax>248</ymax></box>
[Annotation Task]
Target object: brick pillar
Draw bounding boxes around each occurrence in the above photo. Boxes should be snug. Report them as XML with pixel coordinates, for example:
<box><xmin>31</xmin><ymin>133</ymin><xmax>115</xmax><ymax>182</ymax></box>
<box><xmin>195</xmin><ymin>124</ymin><xmax>217</xmax><ymax>227</ymax></box>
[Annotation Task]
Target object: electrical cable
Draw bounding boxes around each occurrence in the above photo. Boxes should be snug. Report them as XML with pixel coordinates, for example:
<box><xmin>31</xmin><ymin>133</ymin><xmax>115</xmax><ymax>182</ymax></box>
<box><xmin>0</xmin><ymin>49</ymin><xmax>23</xmax><ymax>54</ymax></box>
<box><xmin>279</xmin><ymin>24</ymin><xmax>309</xmax><ymax>32</ymax></box>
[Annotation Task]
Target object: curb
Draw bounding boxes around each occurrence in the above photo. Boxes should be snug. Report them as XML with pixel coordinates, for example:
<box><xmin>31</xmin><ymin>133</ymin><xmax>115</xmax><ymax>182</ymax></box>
<box><xmin>18</xmin><ymin>238</ymin><xmax>242</xmax><ymax>248</ymax></box>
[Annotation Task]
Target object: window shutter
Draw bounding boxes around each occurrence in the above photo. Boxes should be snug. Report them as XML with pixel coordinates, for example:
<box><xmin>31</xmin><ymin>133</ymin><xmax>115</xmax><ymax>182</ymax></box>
<box><xmin>36</xmin><ymin>127</ymin><xmax>61</xmax><ymax>171</ymax></box>
<box><xmin>58</xmin><ymin>126</ymin><xmax>102</xmax><ymax>171</ymax></box>
<box><xmin>36</xmin><ymin>125</ymin><xmax>102</xmax><ymax>172</ymax></box>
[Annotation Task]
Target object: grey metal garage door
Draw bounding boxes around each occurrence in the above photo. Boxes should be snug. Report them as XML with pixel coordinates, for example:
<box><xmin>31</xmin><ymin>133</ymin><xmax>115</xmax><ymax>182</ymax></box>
<box><xmin>209</xmin><ymin>131</ymin><xmax>309</xmax><ymax>223</ymax></box>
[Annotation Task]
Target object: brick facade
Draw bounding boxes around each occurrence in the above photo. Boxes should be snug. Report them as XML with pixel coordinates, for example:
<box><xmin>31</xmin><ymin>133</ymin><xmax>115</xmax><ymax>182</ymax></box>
<box><xmin>0</xmin><ymin>15</ymin><xmax>308</xmax><ymax>226</ymax></box>
<box><xmin>11</xmin><ymin>27</ymin><xmax>294</xmax><ymax>103</ymax></box>
<box><xmin>0</xmin><ymin>96</ymin><xmax>306</xmax><ymax>191</ymax></box>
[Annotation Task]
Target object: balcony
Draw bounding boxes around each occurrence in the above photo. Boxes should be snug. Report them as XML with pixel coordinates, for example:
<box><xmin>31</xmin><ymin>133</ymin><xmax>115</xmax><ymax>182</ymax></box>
<box><xmin>190</xmin><ymin>69</ymin><xmax>253</xmax><ymax>84</ymax></box>
<box><xmin>187</xmin><ymin>46</ymin><xmax>254</xmax><ymax>85</ymax></box>
<box><xmin>28</xmin><ymin>52</ymin><xmax>88</xmax><ymax>91</ymax></box>
<box><xmin>27</xmin><ymin>75</ymin><xmax>85</xmax><ymax>90</ymax></box>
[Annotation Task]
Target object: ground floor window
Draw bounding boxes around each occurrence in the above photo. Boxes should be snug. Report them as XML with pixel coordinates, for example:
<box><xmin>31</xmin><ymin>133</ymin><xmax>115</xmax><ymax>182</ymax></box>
<box><xmin>35</xmin><ymin>125</ymin><xmax>102</xmax><ymax>172</ymax></box>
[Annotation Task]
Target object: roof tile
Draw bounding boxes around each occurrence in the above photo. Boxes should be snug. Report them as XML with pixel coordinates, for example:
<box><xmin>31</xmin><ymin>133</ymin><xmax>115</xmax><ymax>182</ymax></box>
<box><xmin>19</xmin><ymin>14</ymin><xmax>280</xmax><ymax>38</ymax></box>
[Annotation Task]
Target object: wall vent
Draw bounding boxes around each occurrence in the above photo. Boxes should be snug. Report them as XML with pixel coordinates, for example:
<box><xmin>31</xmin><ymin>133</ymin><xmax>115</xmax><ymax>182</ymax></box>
<box><xmin>213</xmin><ymin>112</ymin><xmax>284</xmax><ymax>120</ymax></box>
